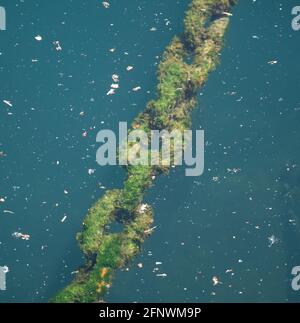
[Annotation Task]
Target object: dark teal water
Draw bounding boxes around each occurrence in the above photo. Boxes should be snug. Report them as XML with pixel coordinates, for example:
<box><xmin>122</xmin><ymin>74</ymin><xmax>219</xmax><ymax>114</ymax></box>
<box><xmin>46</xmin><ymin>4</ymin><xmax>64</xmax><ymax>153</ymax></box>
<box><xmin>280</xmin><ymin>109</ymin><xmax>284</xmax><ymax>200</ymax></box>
<box><xmin>1</xmin><ymin>0</ymin><xmax>300</xmax><ymax>302</ymax></box>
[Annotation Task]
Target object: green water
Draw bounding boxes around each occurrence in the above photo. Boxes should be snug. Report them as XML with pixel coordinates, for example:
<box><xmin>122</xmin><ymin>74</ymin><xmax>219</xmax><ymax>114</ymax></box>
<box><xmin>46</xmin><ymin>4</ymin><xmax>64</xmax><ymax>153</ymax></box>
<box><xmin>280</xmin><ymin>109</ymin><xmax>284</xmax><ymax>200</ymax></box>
<box><xmin>1</xmin><ymin>0</ymin><xmax>300</xmax><ymax>302</ymax></box>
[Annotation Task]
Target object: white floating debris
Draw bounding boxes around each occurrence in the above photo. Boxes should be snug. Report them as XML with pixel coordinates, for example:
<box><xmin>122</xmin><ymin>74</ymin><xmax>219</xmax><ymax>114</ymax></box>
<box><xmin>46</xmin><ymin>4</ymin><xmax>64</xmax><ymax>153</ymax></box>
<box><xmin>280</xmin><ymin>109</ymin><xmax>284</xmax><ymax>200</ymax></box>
<box><xmin>102</xmin><ymin>1</ymin><xmax>110</xmax><ymax>9</ymax></box>
<box><xmin>3</xmin><ymin>210</ymin><xmax>14</xmax><ymax>214</ymax></box>
<box><xmin>155</xmin><ymin>261</ymin><xmax>162</xmax><ymax>265</ymax></box>
<box><xmin>3</xmin><ymin>100</ymin><xmax>13</xmax><ymax>107</ymax></box>
<box><xmin>156</xmin><ymin>273</ymin><xmax>167</xmax><ymax>278</ymax></box>
<box><xmin>110</xmin><ymin>83</ymin><xmax>119</xmax><ymax>89</ymax></box>
<box><xmin>12</xmin><ymin>232</ymin><xmax>30</xmax><ymax>241</ymax></box>
<box><xmin>150</xmin><ymin>27</ymin><xmax>157</xmax><ymax>32</ymax></box>
<box><xmin>212</xmin><ymin>276</ymin><xmax>222</xmax><ymax>286</ymax></box>
<box><xmin>112</xmin><ymin>74</ymin><xmax>119</xmax><ymax>83</ymax></box>
<box><xmin>225</xmin><ymin>269</ymin><xmax>233</xmax><ymax>274</ymax></box>
<box><xmin>268</xmin><ymin>60</ymin><xmax>278</xmax><ymax>65</ymax></box>
<box><xmin>144</xmin><ymin>226</ymin><xmax>157</xmax><ymax>234</ymax></box>
<box><xmin>64</xmin><ymin>189</ymin><xmax>69</xmax><ymax>195</ymax></box>
<box><xmin>71</xmin><ymin>270</ymin><xmax>79</xmax><ymax>275</ymax></box>
<box><xmin>132</xmin><ymin>86</ymin><xmax>141</xmax><ymax>92</ymax></box>
<box><xmin>106</xmin><ymin>88</ymin><xmax>115</xmax><ymax>96</ymax></box>
<box><xmin>88</xmin><ymin>168</ymin><xmax>96</xmax><ymax>175</ymax></box>
<box><xmin>34</xmin><ymin>35</ymin><xmax>43</xmax><ymax>41</ymax></box>
<box><xmin>268</xmin><ymin>235</ymin><xmax>278</xmax><ymax>247</ymax></box>
<box><xmin>61</xmin><ymin>215</ymin><xmax>67</xmax><ymax>223</ymax></box>
<box><xmin>137</xmin><ymin>263</ymin><xmax>143</xmax><ymax>269</ymax></box>
<box><xmin>126</xmin><ymin>66</ymin><xmax>134</xmax><ymax>71</ymax></box>
<box><xmin>53</xmin><ymin>40</ymin><xmax>62</xmax><ymax>51</ymax></box>
<box><xmin>222</xmin><ymin>12</ymin><xmax>233</xmax><ymax>17</ymax></box>
<box><xmin>109</xmin><ymin>48</ymin><xmax>116</xmax><ymax>53</ymax></box>
<box><xmin>2</xmin><ymin>266</ymin><xmax>9</xmax><ymax>274</ymax></box>
<box><xmin>0</xmin><ymin>197</ymin><xmax>5</xmax><ymax>203</ymax></box>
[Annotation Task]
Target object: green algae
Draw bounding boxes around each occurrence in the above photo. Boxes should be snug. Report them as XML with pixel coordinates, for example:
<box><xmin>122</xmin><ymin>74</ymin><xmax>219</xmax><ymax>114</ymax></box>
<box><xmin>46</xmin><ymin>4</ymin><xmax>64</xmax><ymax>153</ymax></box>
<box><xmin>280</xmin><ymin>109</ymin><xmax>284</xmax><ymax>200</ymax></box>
<box><xmin>51</xmin><ymin>0</ymin><xmax>237</xmax><ymax>303</ymax></box>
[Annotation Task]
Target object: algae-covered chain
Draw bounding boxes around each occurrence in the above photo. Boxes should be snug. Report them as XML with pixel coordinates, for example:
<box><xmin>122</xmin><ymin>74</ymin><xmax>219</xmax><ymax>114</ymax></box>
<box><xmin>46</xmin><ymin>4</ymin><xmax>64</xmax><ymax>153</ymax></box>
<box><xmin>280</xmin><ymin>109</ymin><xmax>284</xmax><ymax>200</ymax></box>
<box><xmin>51</xmin><ymin>0</ymin><xmax>238</xmax><ymax>303</ymax></box>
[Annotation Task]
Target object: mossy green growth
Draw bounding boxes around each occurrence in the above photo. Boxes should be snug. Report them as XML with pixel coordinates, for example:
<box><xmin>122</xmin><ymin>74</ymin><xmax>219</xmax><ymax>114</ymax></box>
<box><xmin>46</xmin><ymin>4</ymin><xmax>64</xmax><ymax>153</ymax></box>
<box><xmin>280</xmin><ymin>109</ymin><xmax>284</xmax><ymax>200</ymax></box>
<box><xmin>120</xmin><ymin>165</ymin><xmax>153</xmax><ymax>213</ymax></box>
<box><xmin>51</xmin><ymin>0</ymin><xmax>237</xmax><ymax>303</ymax></box>
<box><xmin>77</xmin><ymin>189</ymin><xmax>122</xmax><ymax>256</ymax></box>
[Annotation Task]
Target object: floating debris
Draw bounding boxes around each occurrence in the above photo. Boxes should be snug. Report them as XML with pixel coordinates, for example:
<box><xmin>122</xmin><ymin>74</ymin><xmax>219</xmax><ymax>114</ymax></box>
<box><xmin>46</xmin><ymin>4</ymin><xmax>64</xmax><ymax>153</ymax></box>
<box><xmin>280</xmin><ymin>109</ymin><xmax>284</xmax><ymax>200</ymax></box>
<box><xmin>106</xmin><ymin>89</ymin><xmax>115</xmax><ymax>96</ymax></box>
<box><xmin>102</xmin><ymin>2</ymin><xmax>110</xmax><ymax>9</ymax></box>
<box><xmin>268</xmin><ymin>60</ymin><xmax>278</xmax><ymax>65</ymax></box>
<box><xmin>0</xmin><ymin>151</ymin><xmax>7</xmax><ymax>157</ymax></box>
<box><xmin>34</xmin><ymin>35</ymin><xmax>43</xmax><ymax>41</ymax></box>
<box><xmin>53</xmin><ymin>41</ymin><xmax>62</xmax><ymax>51</ymax></box>
<box><xmin>126</xmin><ymin>66</ymin><xmax>134</xmax><ymax>71</ymax></box>
<box><xmin>107</xmin><ymin>75</ymin><xmax>120</xmax><ymax>95</ymax></box>
<box><xmin>3</xmin><ymin>210</ymin><xmax>14</xmax><ymax>214</ymax></box>
<box><xmin>61</xmin><ymin>215</ymin><xmax>67</xmax><ymax>223</ymax></box>
<box><xmin>109</xmin><ymin>48</ymin><xmax>116</xmax><ymax>53</ymax></box>
<box><xmin>88</xmin><ymin>168</ymin><xmax>96</xmax><ymax>175</ymax></box>
<box><xmin>155</xmin><ymin>261</ymin><xmax>162</xmax><ymax>265</ymax></box>
<box><xmin>222</xmin><ymin>11</ymin><xmax>233</xmax><ymax>16</ymax></box>
<box><xmin>150</xmin><ymin>27</ymin><xmax>157</xmax><ymax>32</ymax></box>
<box><xmin>132</xmin><ymin>86</ymin><xmax>141</xmax><ymax>92</ymax></box>
<box><xmin>110</xmin><ymin>83</ymin><xmax>119</xmax><ymax>89</ymax></box>
<box><xmin>1</xmin><ymin>266</ymin><xmax>9</xmax><ymax>274</ymax></box>
<box><xmin>156</xmin><ymin>273</ymin><xmax>167</xmax><ymax>278</ymax></box>
<box><xmin>0</xmin><ymin>197</ymin><xmax>5</xmax><ymax>203</ymax></box>
<box><xmin>3</xmin><ymin>100</ymin><xmax>12</xmax><ymax>107</ymax></box>
<box><xmin>144</xmin><ymin>226</ymin><xmax>157</xmax><ymax>235</ymax></box>
<box><xmin>268</xmin><ymin>235</ymin><xmax>279</xmax><ymax>247</ymax></box>
<box><xmin>112</xmin><ymin>74</ymin><xmax>119</xmax><ymax>83</ymax></box>
<box><xmin>137</xmin><ymin>263</ymin><xmax>143</xmax><ymax>269</ymax></box>
<box><xmin>212</xmin><ymin>276</ymin><xmax>222</xmax><ymax>286</ymax></box>
<box><xmin>64</xmin><ymin>189</ymin><xmax>69</xmax><ymax>195</ymax></box>
<box><xmin>12</xmin><ymin>232</ymin><xmax>30</xmax><ymax>241</ymax></box>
